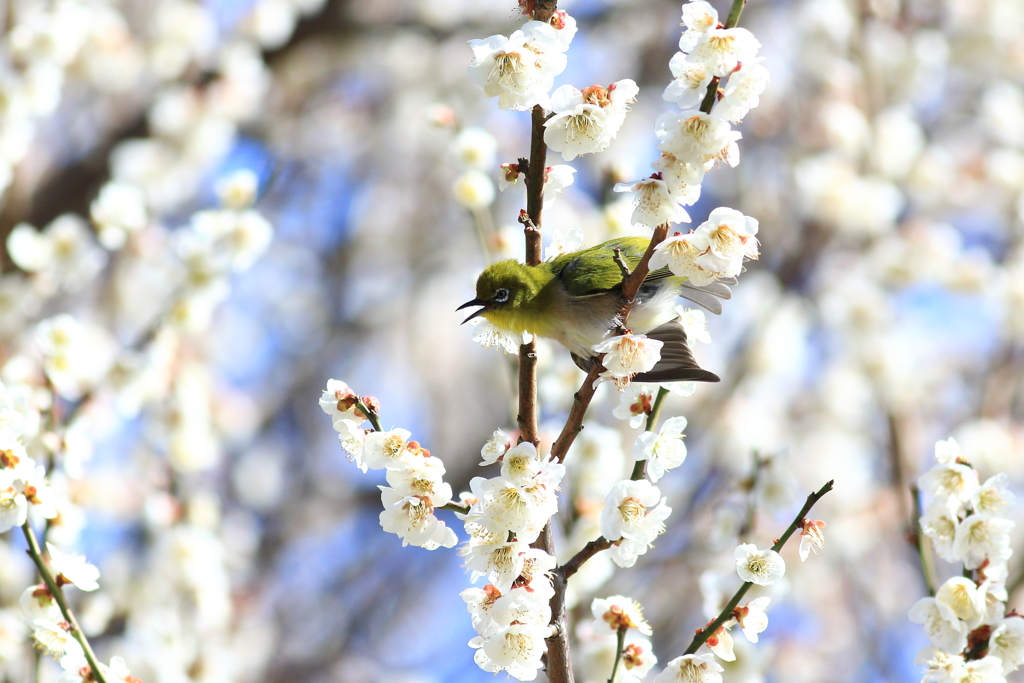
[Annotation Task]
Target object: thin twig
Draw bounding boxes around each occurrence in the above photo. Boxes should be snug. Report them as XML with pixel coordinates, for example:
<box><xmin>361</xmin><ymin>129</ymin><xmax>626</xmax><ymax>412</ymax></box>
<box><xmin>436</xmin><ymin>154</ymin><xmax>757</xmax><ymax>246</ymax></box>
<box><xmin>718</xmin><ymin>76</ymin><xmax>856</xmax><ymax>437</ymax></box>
<box><xmin>910</xmin><ymin>484</ymin><xmax>937</xmax><ymax>596</ymax></box>
<box><xmin>354</xmin><ymin>398</ymin><xmax>383</xmax><ymax>432</ymax></box>
<box><xmin>21</xmin><ymin>523</ymin><xmax>110</xmax><ymax>683</ymax></box>
<box><xmin>612</xmin><ymin>247</ymin><xmax>632</xmax><ymax>279</ymax></box>
<box><xmin>683</xmin><ymin>480</ymin><xmax>834</xmax><ymax>656</ymax></box>
<box><xmin>558</xmin><ymin>536</ymin><xmax>613</xmax><ymax>580</ymax></box>
<box><xmin>631</xmin><ymin>386</ymin><xmax>669</xmax><ymax>480</ymax></box>
<box><xmin>608</xmin><ymin>626</ymin><xmax>627</xmax><ymax>683</ymax></box>
<box><xmin>697</xmin><ymin>0</ymin><xmax>748</xmax><ymax>116</ymax></box>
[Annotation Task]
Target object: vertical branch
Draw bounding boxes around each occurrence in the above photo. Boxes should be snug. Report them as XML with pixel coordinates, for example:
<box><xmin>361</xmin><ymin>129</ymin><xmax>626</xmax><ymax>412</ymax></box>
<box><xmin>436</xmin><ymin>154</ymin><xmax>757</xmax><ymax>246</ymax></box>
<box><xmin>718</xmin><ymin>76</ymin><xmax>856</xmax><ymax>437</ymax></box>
<box><xmin>518</xmin><ymin>104</ymin><xmax>548</xmax><ymax>447</ymax></box>
<box><xmin>511</xmin><ymin>73</ymin><xmax>577</xmax><ymax>683</ymax></box>
<box><xmin>21</xmin><ymin>523</ymin><xmax>110</xmax><ymax>683</ymax></box>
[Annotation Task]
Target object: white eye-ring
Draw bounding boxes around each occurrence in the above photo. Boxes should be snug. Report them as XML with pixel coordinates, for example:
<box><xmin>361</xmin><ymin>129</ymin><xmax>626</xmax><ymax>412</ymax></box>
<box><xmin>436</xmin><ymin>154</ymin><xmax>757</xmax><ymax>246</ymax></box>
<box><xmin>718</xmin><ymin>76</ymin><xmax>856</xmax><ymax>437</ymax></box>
<box><xmin>493</xmin><ymin>288</ymin><xmax>510</xmax><ymax>303</ymax></box>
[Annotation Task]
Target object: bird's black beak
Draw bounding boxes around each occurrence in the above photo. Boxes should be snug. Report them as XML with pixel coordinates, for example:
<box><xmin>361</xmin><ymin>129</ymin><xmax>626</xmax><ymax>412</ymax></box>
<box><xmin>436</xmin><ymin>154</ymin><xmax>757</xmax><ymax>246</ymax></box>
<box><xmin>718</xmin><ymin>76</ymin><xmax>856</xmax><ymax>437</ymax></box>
<box><xmin>457</xmin><ymin>298</ymin><xmax>488</xmax><ymax>325</ymax></box>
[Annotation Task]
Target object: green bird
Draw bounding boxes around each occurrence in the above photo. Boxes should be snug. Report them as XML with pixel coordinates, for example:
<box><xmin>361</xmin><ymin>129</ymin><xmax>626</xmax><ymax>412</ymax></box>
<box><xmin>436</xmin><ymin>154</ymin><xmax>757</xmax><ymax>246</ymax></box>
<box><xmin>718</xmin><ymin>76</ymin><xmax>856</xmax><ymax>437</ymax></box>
<box><xmin>458</xmin><ymin>236</ymin><xmax>730</xmax><ymax>383</ymax></box>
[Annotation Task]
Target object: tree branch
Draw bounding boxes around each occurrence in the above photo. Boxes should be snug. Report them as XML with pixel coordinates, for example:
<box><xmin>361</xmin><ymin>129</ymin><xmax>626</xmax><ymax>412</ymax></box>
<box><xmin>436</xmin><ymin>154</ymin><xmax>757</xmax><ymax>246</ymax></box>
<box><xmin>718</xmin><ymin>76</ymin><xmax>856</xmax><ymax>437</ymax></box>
<box><xmin>683</xmin><ymin>480</ymin><xmax>834</xmax><ymax>656</ymax></box>
<box><xmin>22</xmin><ymin>523</ymin><xmax>109</xmax><ymax>683</ymax></box>
<box><xmin>558</xmin><ymin>536</ymin><xmax>612</xmax><ymax>580</ymax></box>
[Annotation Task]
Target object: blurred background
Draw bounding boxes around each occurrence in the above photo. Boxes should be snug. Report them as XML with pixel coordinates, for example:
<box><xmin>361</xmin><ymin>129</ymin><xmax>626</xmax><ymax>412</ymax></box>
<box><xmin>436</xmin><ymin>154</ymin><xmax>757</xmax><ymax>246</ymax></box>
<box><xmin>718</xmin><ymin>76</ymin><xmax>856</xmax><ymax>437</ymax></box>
<box><xmin>0</xmin><ymin>0</ymin><xmax>1023</xmax><ymax>681</ymax></box>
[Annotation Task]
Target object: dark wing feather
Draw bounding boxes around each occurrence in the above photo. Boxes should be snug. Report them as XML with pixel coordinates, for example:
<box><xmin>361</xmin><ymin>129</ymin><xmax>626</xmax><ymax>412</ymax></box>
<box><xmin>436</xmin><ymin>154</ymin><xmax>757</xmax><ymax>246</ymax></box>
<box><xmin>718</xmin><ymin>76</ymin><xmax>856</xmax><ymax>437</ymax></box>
<box><xmin>633</xmin><ymin>320</ymin><xmax>720</xmax><ymax>383</ymax></box>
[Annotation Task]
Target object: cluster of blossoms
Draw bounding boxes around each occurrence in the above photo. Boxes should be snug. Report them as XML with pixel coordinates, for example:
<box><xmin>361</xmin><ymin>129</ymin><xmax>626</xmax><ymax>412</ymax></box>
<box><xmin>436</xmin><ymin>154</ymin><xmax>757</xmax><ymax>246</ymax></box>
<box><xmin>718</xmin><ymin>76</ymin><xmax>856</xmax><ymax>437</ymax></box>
<box><xmin>459</xmin><ymin>433</ymin><xmax>565</xmax><ymax>679</ymax></box>
<box><xmin>319</xmin><ymin>379</ymin><xmax>459</xmax><ymax>550</ymax></box>
<box><xmin>613</xmin><ymin>0</ymin><xmax>765</xmax><ymax>231</ymax></box>
<box><xmin>0</xmin><ymin>380</ymin><xmax>138</xmax><ymax>682</ymax></box>
<box><xmin>584</xmin><ymin>596</ymin><xmax>658</xmax><ymax>682</ymax></box>
<box><xmin>911</xmin><ymin>438</ymin><xmax>1021</xmax><ymax>681</ymax></box>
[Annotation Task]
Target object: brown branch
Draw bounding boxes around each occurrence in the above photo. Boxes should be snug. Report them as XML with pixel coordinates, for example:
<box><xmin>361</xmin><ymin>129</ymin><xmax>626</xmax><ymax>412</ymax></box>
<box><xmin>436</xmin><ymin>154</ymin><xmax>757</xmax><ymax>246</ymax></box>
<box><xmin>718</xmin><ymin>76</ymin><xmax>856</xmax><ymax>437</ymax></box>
<box><xmin>558</xmin><ymin>536</ymin><xmax>612</xmax><ymax>580</ymax></box>
<box><xmin>612</xmin><ymin>247</ymin><xmax>632</xmax><ymax>279</ymax></box>
<box><xmin>683</xmin><ymin>480</ymin><xmax>834</xmax><ymax>656</ymax></box>
<box><xmin>22</xmin><ymin>523</ymin><xmax>110</xmax><ymax>683</ymax></box>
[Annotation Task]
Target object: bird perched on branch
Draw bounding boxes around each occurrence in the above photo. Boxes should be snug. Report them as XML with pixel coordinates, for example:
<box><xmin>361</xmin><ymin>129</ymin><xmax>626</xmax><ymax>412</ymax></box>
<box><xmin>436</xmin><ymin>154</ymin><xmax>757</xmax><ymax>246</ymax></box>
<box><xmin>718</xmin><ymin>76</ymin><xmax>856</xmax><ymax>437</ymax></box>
<box><xmin>458</xmin><ymin>236</ymin><xmax>730</xmax><ymax>382</ymax></box>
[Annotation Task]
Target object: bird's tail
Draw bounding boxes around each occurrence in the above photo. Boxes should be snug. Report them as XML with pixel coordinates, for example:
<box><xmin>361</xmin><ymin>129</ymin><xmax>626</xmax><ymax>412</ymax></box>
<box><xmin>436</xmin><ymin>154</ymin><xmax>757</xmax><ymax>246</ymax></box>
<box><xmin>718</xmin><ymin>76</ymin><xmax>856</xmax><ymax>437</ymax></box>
<box><xmin>678</xmin><ymin>278</ymin><xmax>735</xmax><ymax>315</ymax></box>
<box><xmin>632</xmin><ymin>319</ymin><xmax>720</xmax><ymax>383</ymax></box>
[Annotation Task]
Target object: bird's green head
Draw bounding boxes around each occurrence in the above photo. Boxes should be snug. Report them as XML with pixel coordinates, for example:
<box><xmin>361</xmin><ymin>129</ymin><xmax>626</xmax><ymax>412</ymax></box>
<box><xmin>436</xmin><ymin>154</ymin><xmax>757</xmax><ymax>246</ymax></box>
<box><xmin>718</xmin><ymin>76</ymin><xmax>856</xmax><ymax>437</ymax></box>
<box><xmin>457</xmin><ymin>260</ymin><xmax>545</xmax><ymax>329</ymax></box>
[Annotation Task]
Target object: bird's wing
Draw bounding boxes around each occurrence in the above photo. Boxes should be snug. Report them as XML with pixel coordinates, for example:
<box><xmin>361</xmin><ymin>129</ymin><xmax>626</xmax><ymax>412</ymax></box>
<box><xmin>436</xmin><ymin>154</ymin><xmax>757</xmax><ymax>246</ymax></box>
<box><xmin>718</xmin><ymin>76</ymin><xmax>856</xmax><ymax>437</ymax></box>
<box><xmin>553</xmin><ymin>237</ymin><xmax>676</xmax><ymax>297</ymax></box>
<box><xmin>633</xmin><ymin>320</ymin><xmax>720</xmax><ymax>383</ymax></box>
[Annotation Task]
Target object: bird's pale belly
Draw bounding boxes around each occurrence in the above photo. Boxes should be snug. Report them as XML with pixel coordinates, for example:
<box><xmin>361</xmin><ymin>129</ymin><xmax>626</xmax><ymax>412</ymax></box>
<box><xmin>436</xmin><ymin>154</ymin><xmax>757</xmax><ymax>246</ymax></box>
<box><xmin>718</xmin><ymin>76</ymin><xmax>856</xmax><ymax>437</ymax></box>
<box><xmin>537</xmin><ymin>282</ymin><xmax>681</xmax><ymax>358</ymax></box>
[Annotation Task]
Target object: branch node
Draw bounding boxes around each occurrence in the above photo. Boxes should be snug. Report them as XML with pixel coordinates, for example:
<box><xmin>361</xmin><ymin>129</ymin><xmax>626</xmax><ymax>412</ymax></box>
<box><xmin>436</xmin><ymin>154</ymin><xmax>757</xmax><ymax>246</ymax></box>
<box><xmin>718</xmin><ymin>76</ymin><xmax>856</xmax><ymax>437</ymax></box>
<box><xmin>612</xmin><ymin>247</ymin><xmax>632</xmax><ymax>279</ymax></box>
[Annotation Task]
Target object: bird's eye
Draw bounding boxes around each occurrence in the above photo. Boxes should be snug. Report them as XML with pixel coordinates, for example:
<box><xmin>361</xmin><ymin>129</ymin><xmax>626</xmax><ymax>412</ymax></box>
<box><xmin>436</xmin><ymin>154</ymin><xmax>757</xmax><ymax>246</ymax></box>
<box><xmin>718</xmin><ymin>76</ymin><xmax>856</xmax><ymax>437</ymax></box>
<box><xmin>493</xmin><ymin>288</ymin><xmax>510</xmax><ymax>303</ymax></box>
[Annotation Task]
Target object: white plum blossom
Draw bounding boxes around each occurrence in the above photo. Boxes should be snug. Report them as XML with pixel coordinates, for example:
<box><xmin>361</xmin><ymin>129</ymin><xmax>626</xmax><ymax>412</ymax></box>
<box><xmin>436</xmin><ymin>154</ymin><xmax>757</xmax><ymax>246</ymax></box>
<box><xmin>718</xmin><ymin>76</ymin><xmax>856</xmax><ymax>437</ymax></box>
<box><xmin>462</xmin><ymin>535</ymin><xmax>532</xmax><ymax>593</ymax></box>
<box><xmin>544</xmin><ymin>80</ymin><xmax>638</xmax><ymax>161</ymax></box>
<box><xmin>336</xmin><ymin>419</ymin><xmax>369</xmax><ymax>472</ymax></box>
<box><xmin>935</xmin><ymin>577</ymin><xmax>984</xmax><ymax>627</ymax></box>
<box><xmin>452</xmin><ymin>128</ymin><xmax>498</xmax><ymax>170</ymax></box>
<box><xmin>650</xmin><ymin>231</ymin><xmax>715</xmax><ymax>285</ymax></box>
<box><xmin>500</xmin><ymin>442</ymin><xmax>565</xmax><ymax>490</ymax></box>
<box><xmin>733</xmin><ymin>596</ymin><xmax>771</xmax><ymax>643</ymax></box>
<box><xmin>705</xmin><ymin>626</ymin><xmax>735</xmax><ymax>661</ymax></box>
<box><xmin>612</xmin><ymin>384</ymin><xmax>658</xmax><ymax>428</ymax></box>
<box><xmin>31</xmin><ymin>619</ymin><xmax>84</xmax><ymax>661</ymax></box>
<box><xmin>469</xmin><ymin>317</ymin><xmax>532</xmax><ymax>355</ymax></box>
<box><xmin>385</xmin><ymin>455</ymin><xmax>453</xmax><ymax>507</ymax></box>
<box><xmin>919</xmin><ymin>459</ymin><xmax>980</xmax><ymax>514</ymax></box>
<box><xmin>319</xmin><ymin>379</ymin><xmax>366</xmax><ymax>427</ymax></box>
<box><xmin>680</xmin><ymin>2</ymin><xmax>719</xmax><ymax>51</ymax></box>
<box><xmin>544</xmin><ymin>223</ymin><xmax>584</xmax><ymax>261</ymax></box>
<box><xmin>463</xmin><ymin>463</ymin><xmax>562</xmax><ymax>544</ymax></box>
<box><xmin>467</xmin><ymin>22</ymin><xmax>568</xmax><ymax>111</ymax></box>
<box><xmin>549</xmin><ymin>10</ymin><xmax>578</xmax><ymax>51</ymax></box>
<box><xmin>613</xmin><ymin>175</ymin><xmax>697</xmax><ymax>228</ymax></box>
<box><xmin>953</xmin><ymin>513</ymin><xmax>1013</xmax><ymax>570</ymax></box>
<box><xmin>734</xmin><ymin>544</ymin><xmax>785</xmax><ymax>586</ymax></box>
<box><xmin>592</xmin><ymin>334</ymin><xmax>664</xmax><ymax>380</ymax></box>
<box><xmin>47</xmin><ymin>544</ymin><xmax>100</xmax><ymax>592</ymax></box>
<box><xmin>653</xmin><ymin>150</ymin><xmax>708</xmax><ymax>192</ymax></box>
<box><xmin>89</xmin><ymin>181</ymin><xmax>148</xmax><ymax>249</ymax></box>
<box><xmin>215</xmin><ymin>168</ymin><xmax>260</xmax><ymax>209</ymax></box>
<box><xmin>663</xmin><ymin>53</ymin><xmax>714</xmax><ymax>110</ymax></box>
<box><xmin>909</xmin><ymin>597</ymin><xmax>969</xmax><ymax>653</ymax></box>
<box><xmin>655</xmin><ymin>110</ymin><xmax>740</xmax><ymax>169</ymax></box>
<box><xmin>480</xmin><ymin>429</ymin><xmax>511</xmax><ymax>465</ymax></box>
<box><xmin>920</xmin><ymin>502</ymin><xmax>960</xmax><ymax>563</ymax></box>
<box><xmin>972</xmin><ymin>473</ymin><xmax>1016</xmax><ymax>516</ymax></box>
<box><xmin>462</xmin><ymin>582</ymin><xmax>551</xmax><ymax>639</ymax></box>
<box><xmin>453</xmin><ymin>169</ymin><xmax>496</xmax><ymax>209</ymax></box>
<box><xmin>650</xmin><ymin>208</ymin><xmax>758</xmax><ymax>285</ymax></box>
<box><xmin>600</xmin><ymin>479</ymin><xmax>672</xmax><ymax>568</ymax></box>
<box><xmin>542</xmin><ymin>165</ymin><xmax>577</xmax><ymax>206</ymax></box>
<box><xmin>471</xmin><ymin>621</ymin><xmax>551</xmax><ymax>681</ymax></box>
<box><xmin>0</xmin><ymin>468</ymin><xmax>29</xmax><ymax>532</ymax></box>
<box><xmin>591</xmin><ymin>595</ymin><xmax>652</xmax><ymax>636</ymax></box>
<box><xmin>378</xmin><ymin>487</ymin><xmax>458</xmax><ymax>550</ymax></box>
<box><xmin>19</xmin><ymin>584</ymin><xmax>60</xmax><ymax>622</ymax></box>
<box><xmin>688</xmin><ymin>26</ymin><xmax>760</xmax><ymax>78</ymax></box>
<box><xmin>696</xmin><ymin>207</ymin><xmax>760</xmax><ymax>268</ymax></box>
<box><xmin>989</xmin><ymin>616</ymin><xmax>1024</xmax><ymax>674</ymax></box>
<box><xmin>653</xmin><ymin>653</ymin><xmax>724</xmax><ymax>683</ymax></box>
<box><xmin>678</xmin><ymin>307</ymin><xmax>712</xmax><ymax>344</ymax></box>
<box><xmin>717</xmin><ymin>59</ymin><xmax>770</xmax><ymax>124</ymax></box>
<box><xmin>362</xmin><ymin>428</ymin><xmax>415</xmax><ymax>470</ymax></box>
<box><xmin>618</xmin><ymin>637</ymin><xmax>658</xmax><ymax>683</ymax></box>
<box><xmin>798</xmin><ymin>519</ymin><xmax>827</xmax><ymax>561</ymax></box>
<box><xmin>632</xmin><ymin>416</ymin><xmax>688</xmax><ymax>482</ymax></box>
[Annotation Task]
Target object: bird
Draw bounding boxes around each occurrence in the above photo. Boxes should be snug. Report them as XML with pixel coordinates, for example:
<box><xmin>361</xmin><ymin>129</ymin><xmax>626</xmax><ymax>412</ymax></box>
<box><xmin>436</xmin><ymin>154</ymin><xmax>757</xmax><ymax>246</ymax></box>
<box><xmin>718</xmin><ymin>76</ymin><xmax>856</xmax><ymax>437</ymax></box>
<box><xmin>458</xmin><ymin>235</ymin><xmax>731</xmax><ymax>383</ymax></box>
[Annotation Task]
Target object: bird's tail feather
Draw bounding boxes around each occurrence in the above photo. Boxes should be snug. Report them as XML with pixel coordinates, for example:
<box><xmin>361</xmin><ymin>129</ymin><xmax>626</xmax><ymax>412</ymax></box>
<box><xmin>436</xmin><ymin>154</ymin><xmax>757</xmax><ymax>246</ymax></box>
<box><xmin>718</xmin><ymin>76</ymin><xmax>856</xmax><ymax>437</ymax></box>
<box><xmin>678</xmin><ymin>278</ymin><xmax>735</xmax><ymax>315</ymax></box>
<box><xmin>633</xmin><ymin>320</ymin><xmax>720</xmax><ymax>383</ymax></box>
